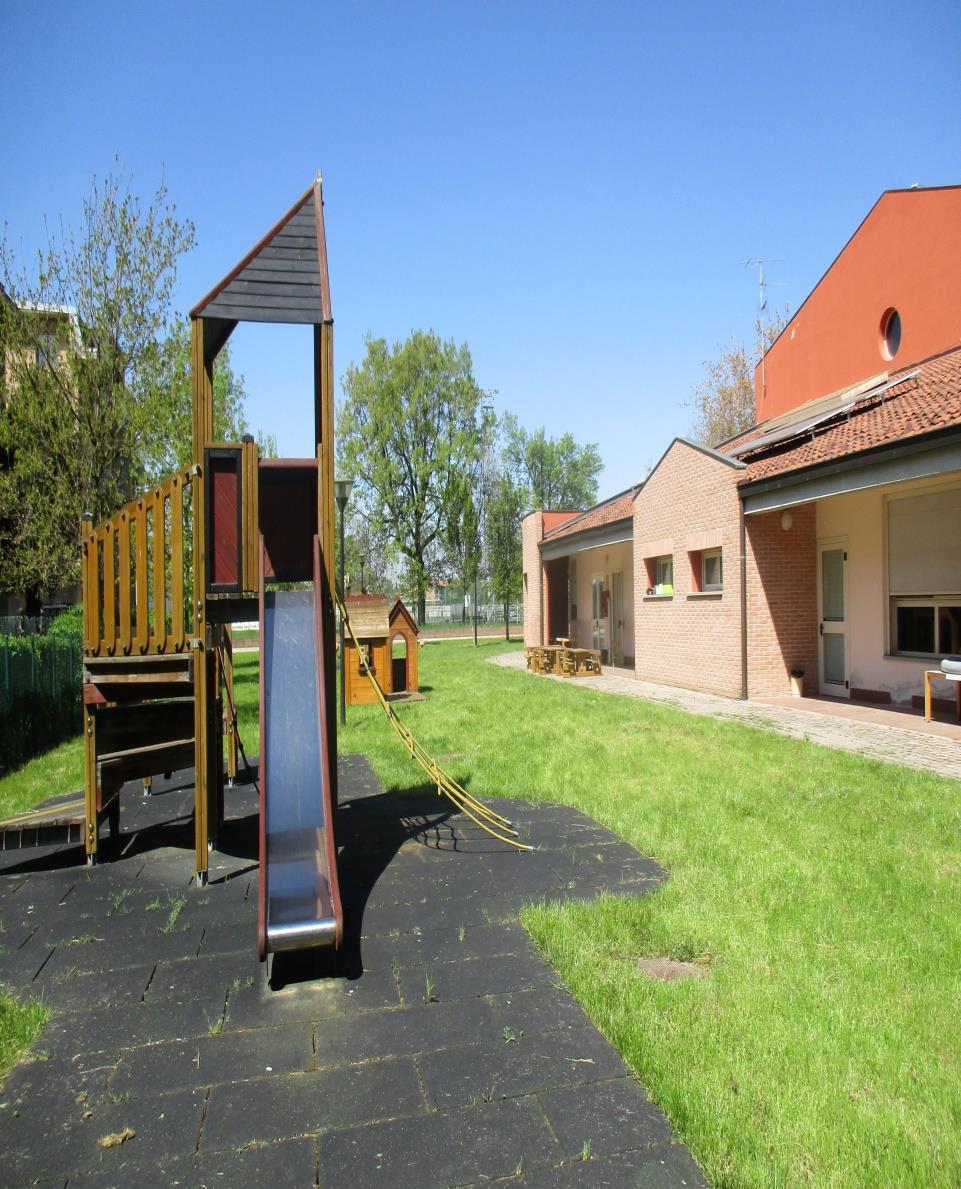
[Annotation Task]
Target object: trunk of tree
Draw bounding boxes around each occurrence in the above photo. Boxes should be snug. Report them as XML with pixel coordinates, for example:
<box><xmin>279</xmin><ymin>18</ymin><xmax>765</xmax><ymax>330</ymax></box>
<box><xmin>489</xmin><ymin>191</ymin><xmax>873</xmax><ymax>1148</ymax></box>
<box><xmin>24</xmin><ymin>588</ymin><xmax>43</xmax><ymax>618</ymax></box>
<box><xmin>504</xmin><ymin>602</ymin><xmax>509</xmax><ymax>641</ymax></box>
<box><xmin>462</xmin><ymin>597</ymin><xmax>467</xmax><ymax>625</ymax></box>
<box><xmin>418</xmin><ymin>593</ymin><xmax>426</xmax><ymax>627</ymax></box>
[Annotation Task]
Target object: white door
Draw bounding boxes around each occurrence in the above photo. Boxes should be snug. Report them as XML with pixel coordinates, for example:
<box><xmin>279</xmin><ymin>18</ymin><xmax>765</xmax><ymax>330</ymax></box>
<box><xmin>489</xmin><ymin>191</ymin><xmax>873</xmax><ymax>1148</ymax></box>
<box><xmin>591</xmin><ymin>574</ymin><xmax>607</xmax><ymax>663</ymax></box>
<box><xmin>611</xmin><ymin>572</ymin><xmax>624</xmax><ymax>666</ymax></box>
<box><xmin>819</xmin><ymin>544</ymin><xmax>848</xmax><ymax>696</ymax></box>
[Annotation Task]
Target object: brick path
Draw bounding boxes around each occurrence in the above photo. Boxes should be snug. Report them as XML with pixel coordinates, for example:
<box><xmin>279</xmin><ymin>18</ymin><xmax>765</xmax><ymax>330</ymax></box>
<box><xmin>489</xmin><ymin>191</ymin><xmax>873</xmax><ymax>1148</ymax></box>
<box><xmin>0</xmin><ymin>757</ymin><xmax>706</xmax><ymax>1187</ymax></box>
<box><xmin>493</xmin><ymin>652</ymin><xmax>961</xmax><ymax>781</ymax></box>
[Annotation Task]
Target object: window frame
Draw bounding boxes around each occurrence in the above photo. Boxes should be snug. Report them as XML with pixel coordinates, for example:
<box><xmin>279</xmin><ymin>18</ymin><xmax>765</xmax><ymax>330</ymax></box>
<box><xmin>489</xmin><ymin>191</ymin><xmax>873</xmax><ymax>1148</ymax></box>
<box><xmin>655</xmin><ymin>555</ymin><xmax>673</xmax><ymax>589</ymax></box>
<box><xmin>891</xmin><ymin>595</ymin><xmax>961</xmax><ymax>658</ymax></box>
<box><xmin>701</xmin><ymin>548</ymin><xmax>723</xmax><ymax>592</ymax></box>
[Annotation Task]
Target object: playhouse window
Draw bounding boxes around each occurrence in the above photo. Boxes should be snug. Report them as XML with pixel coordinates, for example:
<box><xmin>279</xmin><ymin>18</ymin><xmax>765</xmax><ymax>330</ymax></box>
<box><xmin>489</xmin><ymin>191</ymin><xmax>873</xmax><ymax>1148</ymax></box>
<box><xmin>357</xmin><ymin>643</ymin><xmax>372</xmax><ymax>674</ymax></box>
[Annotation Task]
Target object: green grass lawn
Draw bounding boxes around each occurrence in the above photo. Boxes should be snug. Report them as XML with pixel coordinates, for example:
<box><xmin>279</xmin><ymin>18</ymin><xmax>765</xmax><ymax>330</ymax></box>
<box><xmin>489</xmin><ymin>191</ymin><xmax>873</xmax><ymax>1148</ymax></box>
<box><xmin>0</xmin><ymin>990</ymin><xmax>48</xmax><ymax>1083</ymax></box>
<box><xmin>334</xmin><ymin>641</ymin><xmax>961</xmax><ymax>1188</ymax></box>
<box><xmin>1</xmin><ymin>640</ymin><xmax>960</xmax><ymax>1185</ymax></box>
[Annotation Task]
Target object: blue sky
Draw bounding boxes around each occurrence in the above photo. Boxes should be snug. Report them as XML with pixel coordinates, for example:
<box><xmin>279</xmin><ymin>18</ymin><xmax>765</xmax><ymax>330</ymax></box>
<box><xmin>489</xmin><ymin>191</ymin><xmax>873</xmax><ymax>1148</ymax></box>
<box><xmin>3</xmin><ymin>1</ymin><xmax>959</xmax><ymax>499</ymax></box>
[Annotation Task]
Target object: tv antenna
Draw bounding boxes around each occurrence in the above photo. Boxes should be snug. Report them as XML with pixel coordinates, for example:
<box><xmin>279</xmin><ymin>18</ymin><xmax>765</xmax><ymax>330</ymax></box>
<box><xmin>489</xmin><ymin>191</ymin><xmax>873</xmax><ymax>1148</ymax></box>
<box><xmin>740</xmin><ymin>257</ymin><xmax>783</xmax><ymax>314</ymax></box>
<box><xmin>740</xmin><ymin>258</ymin><xmax>784</xmax><ymax>407</ymax></box>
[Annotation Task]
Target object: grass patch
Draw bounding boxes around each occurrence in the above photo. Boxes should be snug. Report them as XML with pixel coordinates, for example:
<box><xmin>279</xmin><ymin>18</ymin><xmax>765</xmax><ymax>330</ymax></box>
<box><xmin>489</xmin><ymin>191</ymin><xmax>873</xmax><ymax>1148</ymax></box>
<box><xmin>162</xmin><ymin>896</ymin><xmax>187</xmax><ymax>934</ymax></box>
<box><xmin>0</xmin><ymin>735</ymin><xmax>83</xmax><ymax>818</ymax></box>
<box><xmin>0</xmin><ymin>987</ymin><xmax>49</xmax><ymax>1082</ymax></box>
<box><xmin>332</xmin><ymin>640</ymin><xmax>961</xmax><ymax>1187</ymax></box>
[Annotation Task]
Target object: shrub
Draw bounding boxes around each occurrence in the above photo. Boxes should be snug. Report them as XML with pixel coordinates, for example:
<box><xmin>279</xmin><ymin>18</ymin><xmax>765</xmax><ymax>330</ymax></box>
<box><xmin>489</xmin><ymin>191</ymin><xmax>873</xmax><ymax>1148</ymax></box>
<box><xmin>46</xmin><ymin>603</ymin><xmax>83</xmax><ymax>644</ymax></box>
<box><xmin>0</xmin><ymin>633</ymin><xmax>82</xmax><ymax>775</ymax></box>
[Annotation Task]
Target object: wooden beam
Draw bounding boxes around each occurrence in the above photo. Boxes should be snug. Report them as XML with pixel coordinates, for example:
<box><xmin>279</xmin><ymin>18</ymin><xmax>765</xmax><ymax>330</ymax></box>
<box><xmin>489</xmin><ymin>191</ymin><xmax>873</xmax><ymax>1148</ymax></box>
<box><xmin>83</xmin><ymin>705</ymin><xmax>98</xmax><ymax>863</ymax></box>
<box><xmin>134</xmin><ymin>501</ymin><xmax>149</xmax><ymax>653</ymax></box>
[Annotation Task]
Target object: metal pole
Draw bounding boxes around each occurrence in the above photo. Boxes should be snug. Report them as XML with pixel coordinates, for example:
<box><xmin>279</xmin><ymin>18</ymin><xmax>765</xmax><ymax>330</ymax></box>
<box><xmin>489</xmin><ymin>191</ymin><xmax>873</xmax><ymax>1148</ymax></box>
<box><xmin>338</xmin><ymin>498</ymin><xmax>347</xmax><ymax>727</ymax></box>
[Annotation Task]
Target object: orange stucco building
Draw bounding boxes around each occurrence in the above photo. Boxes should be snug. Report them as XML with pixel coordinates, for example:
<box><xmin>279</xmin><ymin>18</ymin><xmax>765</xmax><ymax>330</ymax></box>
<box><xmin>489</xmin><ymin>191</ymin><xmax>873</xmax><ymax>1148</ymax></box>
<box><xmin>756</xmin><ymin>186</ymin><xmax>961</xmax><ymax>421</ymax></box>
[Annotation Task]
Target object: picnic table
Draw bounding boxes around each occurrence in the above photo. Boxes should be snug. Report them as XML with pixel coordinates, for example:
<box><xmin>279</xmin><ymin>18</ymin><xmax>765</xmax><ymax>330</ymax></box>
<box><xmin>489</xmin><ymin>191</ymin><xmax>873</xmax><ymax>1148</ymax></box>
<box><xmin>526</xmin><ymin>643</ymin><xmax>601</xmax><ymax>678</ymax></box>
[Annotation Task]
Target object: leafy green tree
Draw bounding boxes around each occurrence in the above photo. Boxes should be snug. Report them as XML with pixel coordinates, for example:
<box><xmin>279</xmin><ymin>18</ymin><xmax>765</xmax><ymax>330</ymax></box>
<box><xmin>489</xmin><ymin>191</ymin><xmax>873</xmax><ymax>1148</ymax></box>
<box><xmin>337</xmin><ymin>330</ymin><xmax>488</xmax><ymax>623</ymax></box>
<box><xmin>0</xmin><ymin>168</ymin><xmax>195</xmax><ymax>607</ymax></box>
<box><xmin>338</xmin><ymin>504</ymin><xmax>394</xmax><ymax>595</ymax></box>
<box><xmin>443</xmin><ymin>472</ymin><xmax>483</xmax><ymax>624</ymax></box>
<box><xmin>485</xmin><ymin>473</ymin><xmax>525</xmax><ymax>640</ymax></box>
<box><xmin>137</xmin><ymin>318</ymin><xmax>276</xmax><ymax>479</ymax></box>
<box><xmin>501</xmin><ymin>412</ymin><xmax>602</xmax><ymax>512</ymax></box>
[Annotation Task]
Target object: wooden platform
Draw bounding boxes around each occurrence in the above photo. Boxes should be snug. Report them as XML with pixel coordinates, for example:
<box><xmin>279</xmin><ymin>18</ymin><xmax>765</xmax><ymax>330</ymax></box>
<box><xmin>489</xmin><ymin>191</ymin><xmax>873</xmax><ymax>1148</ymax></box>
<box><xmin>0</xmin><ymin>791</ymin><xmax>87</xmax><ymax>852</ymax></box>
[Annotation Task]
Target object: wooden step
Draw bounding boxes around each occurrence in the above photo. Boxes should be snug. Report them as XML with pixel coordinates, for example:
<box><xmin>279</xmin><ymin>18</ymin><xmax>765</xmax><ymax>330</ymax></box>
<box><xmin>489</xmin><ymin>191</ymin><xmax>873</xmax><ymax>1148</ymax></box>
<box><xmin>84</xmin><ymin>654</ymin><xmax>194</xmax><ymax>705</ymax></box>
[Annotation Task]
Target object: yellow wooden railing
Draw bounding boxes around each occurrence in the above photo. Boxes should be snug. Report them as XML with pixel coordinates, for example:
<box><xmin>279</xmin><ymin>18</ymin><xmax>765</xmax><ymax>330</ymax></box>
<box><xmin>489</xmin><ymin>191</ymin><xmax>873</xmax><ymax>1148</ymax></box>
<box><xmin>82</xmin><ymin>465</ymin><xmax>198</xmax><ymax>657</ymax></box>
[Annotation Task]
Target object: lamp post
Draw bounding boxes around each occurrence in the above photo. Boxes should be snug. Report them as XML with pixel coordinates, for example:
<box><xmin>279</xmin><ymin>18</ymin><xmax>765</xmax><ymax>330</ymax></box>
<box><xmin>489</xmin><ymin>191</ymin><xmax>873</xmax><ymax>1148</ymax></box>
<box><xmin>334</xmin><ymin>478</ymin><xmax>353</xmax><ymax>727</ymax></box>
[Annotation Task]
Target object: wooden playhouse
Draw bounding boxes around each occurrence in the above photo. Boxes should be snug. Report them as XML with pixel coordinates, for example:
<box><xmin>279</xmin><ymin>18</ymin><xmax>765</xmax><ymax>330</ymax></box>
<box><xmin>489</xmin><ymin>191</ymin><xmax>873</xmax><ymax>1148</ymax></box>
<box><xmin>344</xmin><ymin>594</ymin><xmax>420</xmax><ymax>705</ymax></box>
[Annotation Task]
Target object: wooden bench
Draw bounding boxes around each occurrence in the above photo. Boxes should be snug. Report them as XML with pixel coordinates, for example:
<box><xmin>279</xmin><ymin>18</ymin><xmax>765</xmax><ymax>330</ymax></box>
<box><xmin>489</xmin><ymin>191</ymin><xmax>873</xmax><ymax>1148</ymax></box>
<box><xmin>923</xmin><ymin>670</ymin><xmax>961</xmax><ymax>722</ymax></box>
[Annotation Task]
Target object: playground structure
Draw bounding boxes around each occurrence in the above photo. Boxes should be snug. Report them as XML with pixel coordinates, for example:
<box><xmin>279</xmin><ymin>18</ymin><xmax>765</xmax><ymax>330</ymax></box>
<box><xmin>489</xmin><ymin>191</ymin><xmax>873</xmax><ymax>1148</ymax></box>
<box><xmin>0</xmin><ymin>178</ymin><xmax>530</xmax><ymax>959</ymax></box>
<box><xmin>343</xmin><ymin>594</ymin><xmax>420</xmax><ymax>706</ymax></box>
<box><xmin>79</xmin><ymin>178</ymin><xmax>341</xmax><ymax>957</ymax></box>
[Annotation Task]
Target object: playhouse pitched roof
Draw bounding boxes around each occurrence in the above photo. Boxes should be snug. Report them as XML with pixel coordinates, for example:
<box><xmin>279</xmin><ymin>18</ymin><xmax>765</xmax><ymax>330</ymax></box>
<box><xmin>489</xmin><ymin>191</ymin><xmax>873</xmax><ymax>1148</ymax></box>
<box><xmin>344</xmin><ymin>594</ymin><xmax>389</xmax><ymax>638</ymax></box>
<box><xmin>191</xmin><ymin>178</ymin><xmax>331</xmax><ymax>325</ymax></box>
<box><xmin>541</xmin><ymin>486</ymin><xmax>640</xmax><ymax>544</ymax></box>
<box><xmin>388</xmin><ymin>598</ymin><xmax>419</xmax><ymax>636</ymax></box>
<box><xmin>733</xmin><ymin>346</ymin><xmax>961</xmax><ymax>486</ymax></box>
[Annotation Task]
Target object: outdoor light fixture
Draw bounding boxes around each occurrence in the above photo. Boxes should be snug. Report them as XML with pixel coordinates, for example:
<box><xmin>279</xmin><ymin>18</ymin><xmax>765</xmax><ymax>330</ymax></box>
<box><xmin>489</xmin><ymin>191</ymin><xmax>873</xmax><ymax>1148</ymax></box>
<box><xmin>335</xmin><ymin>478</ymin><xmax>354</xmax><ymax>727</ymax></box>
<box><xmin>334</xmin><ymin>478</ymin><xmax>353</xmax><ymax>508</ymax></box>
<box><xmin>781</xmin><ymin>510</ymin><xmax>793</xmax><ymax>532</ymax></box>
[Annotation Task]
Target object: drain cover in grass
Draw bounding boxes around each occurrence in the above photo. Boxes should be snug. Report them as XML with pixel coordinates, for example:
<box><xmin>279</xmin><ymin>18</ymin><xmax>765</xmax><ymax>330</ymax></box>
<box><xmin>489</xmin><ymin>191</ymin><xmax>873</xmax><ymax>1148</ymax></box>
<box><xmin>636</xmin><ymin>956</ymin><xmax>708</xmax><ymax>981</ymax></box>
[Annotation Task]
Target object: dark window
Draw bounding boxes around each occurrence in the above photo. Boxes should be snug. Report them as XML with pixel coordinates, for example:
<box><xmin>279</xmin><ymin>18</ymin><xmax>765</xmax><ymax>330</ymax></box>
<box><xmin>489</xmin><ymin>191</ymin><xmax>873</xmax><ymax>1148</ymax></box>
<box><xmin>881</xmin><ymin>308</ymin><xmax>901</xmax><ymax>360</ymax></box>
<box><xmin>939</xmin><ymin>604</ymin><xmax>961</xmax><ymax>654</ymax></box>
<box><xmin>896</xmin><ymin>604</ymin><xmax>935</xmax><ymax>653</ymax></box>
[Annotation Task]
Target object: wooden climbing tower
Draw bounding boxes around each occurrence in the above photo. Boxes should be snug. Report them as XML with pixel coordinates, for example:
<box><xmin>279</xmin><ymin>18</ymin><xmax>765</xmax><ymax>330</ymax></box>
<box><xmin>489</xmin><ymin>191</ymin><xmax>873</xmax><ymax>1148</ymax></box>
<box><xmin>81</xmin><ymin>178</ymin><xmax>337</xmax><ymax>883</ymax></box>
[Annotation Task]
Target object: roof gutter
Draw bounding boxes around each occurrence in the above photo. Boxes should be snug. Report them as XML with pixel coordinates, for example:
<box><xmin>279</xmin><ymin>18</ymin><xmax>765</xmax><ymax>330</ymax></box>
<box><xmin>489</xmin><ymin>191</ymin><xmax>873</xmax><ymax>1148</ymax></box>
<box><xmin>540</xmin><ymin>518</ymin><xmax>633</xmax><ymax>561</ymax></box>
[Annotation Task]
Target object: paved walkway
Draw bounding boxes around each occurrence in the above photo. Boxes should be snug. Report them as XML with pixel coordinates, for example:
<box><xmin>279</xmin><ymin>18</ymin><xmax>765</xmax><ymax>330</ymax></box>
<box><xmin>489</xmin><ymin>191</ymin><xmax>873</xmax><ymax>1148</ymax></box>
<box><xmin>493</xmin><ymin>652</ymin><xmax>961</xmax><ymax>781</ymax></box>
<box><xmin>0</xmin><ymin>758</ymin><xmax>706</xmax><ymax>1187</ymax></box>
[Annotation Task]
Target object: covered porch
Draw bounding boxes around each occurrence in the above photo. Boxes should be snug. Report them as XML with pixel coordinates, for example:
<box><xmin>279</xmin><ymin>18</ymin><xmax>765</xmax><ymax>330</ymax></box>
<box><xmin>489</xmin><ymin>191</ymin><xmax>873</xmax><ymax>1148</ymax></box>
<box><xmin>742</xmin><ymin>428</ymin><xmax>961</xmax><ymax>712</ymax></box>
<box><xmin>541</xmin><ymin>535</ymin><xmax>634</xmax><ymax>667</ymax></box>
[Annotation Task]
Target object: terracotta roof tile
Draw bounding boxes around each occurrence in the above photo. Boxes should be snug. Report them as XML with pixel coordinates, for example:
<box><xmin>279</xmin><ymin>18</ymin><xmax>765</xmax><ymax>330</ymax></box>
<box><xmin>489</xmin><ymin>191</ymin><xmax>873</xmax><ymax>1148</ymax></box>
<box><xmin>735</xmin><ymin>348</ymin><xmax>961</xmax><ymax>486</ymax></box>
<box><xmin>542</xmin><ymin>486</ymin><xmax>640</xmax><ymax>544</ymax></box>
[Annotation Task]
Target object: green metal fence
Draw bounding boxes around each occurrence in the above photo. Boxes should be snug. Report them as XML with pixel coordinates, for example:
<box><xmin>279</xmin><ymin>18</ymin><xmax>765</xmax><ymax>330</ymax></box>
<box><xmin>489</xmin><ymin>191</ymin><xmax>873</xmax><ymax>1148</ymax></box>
<box><xmin>0</xmin><ymin>635</ymin><xmax>82</xmax><ymax>775</ymax></box>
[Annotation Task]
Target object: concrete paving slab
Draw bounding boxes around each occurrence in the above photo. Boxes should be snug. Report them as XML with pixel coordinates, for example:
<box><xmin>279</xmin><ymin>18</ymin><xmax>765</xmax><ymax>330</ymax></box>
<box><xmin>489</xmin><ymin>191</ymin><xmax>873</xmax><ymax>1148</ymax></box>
<box><xmin>201</xmin><ymin>1059</ymin><xmax>425</xmax><ymax>1150</ymax></box>
<box><xmin>110</xmin><ymin>1019</ymin><xmax>315</xmax><ymax>1095</ymax></box>
<box><xmin>538</xmin><ymin>1075</ymin><xmax>675</xmax><ymax>1159</ymax></box>
<box><xmin>418</xmin><ymin>1030</ymin><xmax>629</xmax><ymax>1112</ymax></box>
<box><xmin>317</xmin><ymin>1096</ymin><xmax>563</xmax><ymax>1187</ymax></box>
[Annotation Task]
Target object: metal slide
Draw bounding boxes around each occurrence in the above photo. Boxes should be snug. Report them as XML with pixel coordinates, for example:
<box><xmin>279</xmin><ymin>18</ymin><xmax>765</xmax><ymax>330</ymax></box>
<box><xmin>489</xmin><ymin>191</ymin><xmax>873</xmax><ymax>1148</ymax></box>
<box><xmin>257</xmin><ymin>547</ymin><xmax>342</xmax><ymax>959</ymax></box>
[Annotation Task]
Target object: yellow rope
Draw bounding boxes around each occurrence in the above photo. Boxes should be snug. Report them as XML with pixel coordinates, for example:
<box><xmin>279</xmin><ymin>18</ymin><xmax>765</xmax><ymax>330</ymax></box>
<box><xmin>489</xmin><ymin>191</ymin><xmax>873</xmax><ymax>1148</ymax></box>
<box><xmin>337</xmin><ymin>595</ymin><xmax>533</xmax><ymax>852</ymax></box>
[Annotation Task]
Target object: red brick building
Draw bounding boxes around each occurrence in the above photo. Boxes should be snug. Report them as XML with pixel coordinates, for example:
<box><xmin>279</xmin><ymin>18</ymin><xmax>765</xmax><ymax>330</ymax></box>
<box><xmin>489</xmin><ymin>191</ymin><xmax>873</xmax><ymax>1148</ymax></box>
<box><xmin>523</xmin><ymin>185</ymin><xmax>961</xmax><ymax>705</ymax></box>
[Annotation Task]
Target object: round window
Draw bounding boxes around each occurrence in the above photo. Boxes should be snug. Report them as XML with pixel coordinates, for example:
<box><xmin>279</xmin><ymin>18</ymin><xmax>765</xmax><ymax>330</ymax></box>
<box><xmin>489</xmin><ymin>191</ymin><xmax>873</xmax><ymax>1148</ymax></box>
<box><xmin>880</xmin><ymin>307</ymin><xmax>901</xmax><ymax>360</ymax></box>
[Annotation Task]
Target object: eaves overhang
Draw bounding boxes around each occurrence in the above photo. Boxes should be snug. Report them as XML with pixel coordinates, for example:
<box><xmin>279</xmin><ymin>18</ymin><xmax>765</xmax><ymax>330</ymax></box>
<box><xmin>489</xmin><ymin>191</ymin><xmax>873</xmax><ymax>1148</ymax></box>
<box><xmin>739</xmin><ymin>425</ymin><xmax>961</xmax><ymax>515</ymax></box>
<box><xmin>540</xmin><ymin>518</ymin><xmax>633</xmax><ymax>561</ymax></box>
